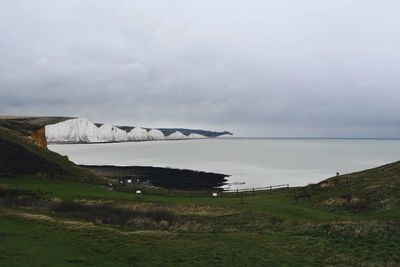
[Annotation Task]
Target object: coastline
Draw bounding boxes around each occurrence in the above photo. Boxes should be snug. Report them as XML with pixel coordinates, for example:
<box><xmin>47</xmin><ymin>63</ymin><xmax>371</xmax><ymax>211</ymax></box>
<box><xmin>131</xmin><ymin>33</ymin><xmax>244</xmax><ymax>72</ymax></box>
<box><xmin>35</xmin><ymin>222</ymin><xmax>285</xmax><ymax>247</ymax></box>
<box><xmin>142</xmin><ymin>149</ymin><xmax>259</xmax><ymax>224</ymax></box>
<box><xmin>82</xmin><ymin>165</ymin><xmax>229</xmax><ymax>191</ymax></box>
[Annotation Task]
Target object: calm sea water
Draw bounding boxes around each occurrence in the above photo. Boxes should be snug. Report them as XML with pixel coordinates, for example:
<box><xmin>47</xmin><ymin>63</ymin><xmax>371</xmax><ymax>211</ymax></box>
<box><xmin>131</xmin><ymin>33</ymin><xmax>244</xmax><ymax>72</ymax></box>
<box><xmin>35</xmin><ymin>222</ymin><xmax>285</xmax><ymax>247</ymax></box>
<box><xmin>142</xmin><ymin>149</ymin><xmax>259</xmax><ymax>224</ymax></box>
<box><xmin>49</xmin><ymin>138</ymin><xmax>400</xmax><ymax>189</ymax></box>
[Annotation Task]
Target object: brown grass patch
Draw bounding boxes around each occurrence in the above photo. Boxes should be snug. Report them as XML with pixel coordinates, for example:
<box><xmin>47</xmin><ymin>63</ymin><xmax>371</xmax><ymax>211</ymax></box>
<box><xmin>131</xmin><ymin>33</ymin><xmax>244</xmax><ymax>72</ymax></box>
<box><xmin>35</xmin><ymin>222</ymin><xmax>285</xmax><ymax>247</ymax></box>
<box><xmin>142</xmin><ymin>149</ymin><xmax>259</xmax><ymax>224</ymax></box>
<box><xmin>323</xmin><ymin>196</ymin><xmax>363</xmax><ymax>206</ymax></box>
<box><xmin>113</xmin><ymin>202</ymin><xmax>235</xmax><ymax>217</ymax></box>
<box><xmin>320</xmin><ymin>182</ymin><xmax>334</xmax><ymax>188</ymax></box>
<box><xmin>1</xmin><ymin>209</ymin><xmax>174</xmax><ymax>236</ymax></box>
<box><xmin>323</xmin><ymin>197</ymin><xmax>348</xmax><ymax>205</ymax></box>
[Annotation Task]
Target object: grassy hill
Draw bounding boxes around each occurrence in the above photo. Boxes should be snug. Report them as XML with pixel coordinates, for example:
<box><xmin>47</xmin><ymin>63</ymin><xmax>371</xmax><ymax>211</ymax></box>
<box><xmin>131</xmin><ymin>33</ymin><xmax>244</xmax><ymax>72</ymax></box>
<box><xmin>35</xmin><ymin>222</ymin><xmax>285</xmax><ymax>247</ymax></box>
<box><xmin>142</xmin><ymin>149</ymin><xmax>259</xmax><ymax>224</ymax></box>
<box><xmin>0</xmin><ymin>126</ymin><xmax>97</xmax><ymax>183</ymax></box>
<box><xmin>305</xmin><ymin>161</ymin><xmax>400</xmax><ymax>212</ymax></box>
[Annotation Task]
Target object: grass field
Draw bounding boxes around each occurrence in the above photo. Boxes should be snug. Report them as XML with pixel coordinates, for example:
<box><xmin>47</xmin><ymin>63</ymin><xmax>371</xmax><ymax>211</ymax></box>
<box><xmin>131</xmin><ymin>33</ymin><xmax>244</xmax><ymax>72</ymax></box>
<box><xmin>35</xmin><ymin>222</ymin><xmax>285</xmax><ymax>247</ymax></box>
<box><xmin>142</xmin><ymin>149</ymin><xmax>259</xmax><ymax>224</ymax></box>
<box><xmin>1</xmin><ymin>177</ymin><xmax>400</xmax><ymax>266</ymax></box>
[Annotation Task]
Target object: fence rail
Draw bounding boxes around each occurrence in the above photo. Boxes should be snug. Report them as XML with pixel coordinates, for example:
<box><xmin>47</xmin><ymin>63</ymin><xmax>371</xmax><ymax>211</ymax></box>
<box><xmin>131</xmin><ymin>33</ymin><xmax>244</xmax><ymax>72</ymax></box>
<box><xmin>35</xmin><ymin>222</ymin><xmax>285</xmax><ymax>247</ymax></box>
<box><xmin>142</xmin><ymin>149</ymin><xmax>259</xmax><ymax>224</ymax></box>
<box><xmin>224</xmin><ymin>183</ymin><xmax>289</xmax><ymax>193</ymax></box>
<box><xmin>114</xmin><ymin>182</ymin><xmax>291</xmax><ymax>197</ymax></box>
<box><xmin>222</xmin><ymin>183</ymin><xmax>290</xmax><ymax>196</ymax></box>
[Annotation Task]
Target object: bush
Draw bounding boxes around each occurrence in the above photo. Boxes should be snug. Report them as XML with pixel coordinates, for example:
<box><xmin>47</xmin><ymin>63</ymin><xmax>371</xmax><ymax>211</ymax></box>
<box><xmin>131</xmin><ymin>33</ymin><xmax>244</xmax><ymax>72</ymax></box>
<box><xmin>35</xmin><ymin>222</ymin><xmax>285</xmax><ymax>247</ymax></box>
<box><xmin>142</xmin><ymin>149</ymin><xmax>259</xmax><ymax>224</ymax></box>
<box><xmin>0</xmin><ymin>187</ymin><xmax>46</xmax><ymax>207</ymax></box>
<box><xmin>51</xmin><ymin>202</ymin><xmax>176</xmax><ymax>226</ymax></box>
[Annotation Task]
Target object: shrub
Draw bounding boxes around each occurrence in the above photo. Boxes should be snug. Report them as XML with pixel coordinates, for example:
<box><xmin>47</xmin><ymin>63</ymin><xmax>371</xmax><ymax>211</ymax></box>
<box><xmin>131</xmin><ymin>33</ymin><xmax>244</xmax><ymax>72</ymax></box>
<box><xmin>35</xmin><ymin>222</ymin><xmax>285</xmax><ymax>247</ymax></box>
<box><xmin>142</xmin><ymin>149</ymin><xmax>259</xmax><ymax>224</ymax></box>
<box><xmin>51</xmin><ymin>202</ymin><xmax>176</xmax><ymax>226</ymax></box>
<box><xmin>0</xmin><ymin>187</ymin><xmax>46</xmax><ymax>207</ymax></box>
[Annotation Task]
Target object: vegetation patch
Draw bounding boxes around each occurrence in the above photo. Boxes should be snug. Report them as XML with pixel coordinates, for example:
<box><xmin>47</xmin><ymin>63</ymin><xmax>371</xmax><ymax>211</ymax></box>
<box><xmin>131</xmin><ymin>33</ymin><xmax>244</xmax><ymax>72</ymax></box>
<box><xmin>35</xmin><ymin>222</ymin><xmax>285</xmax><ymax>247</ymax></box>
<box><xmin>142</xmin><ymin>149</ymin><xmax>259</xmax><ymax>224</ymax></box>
<box><xmin>304</xmin><ymin>161</ymin><xmax>400</xmax><ymax>212</ymax></box>
<box><xmin>0</xmin><ymin>186</ymin><xmax>47</xmax><ymax>208</ymax></box>
<box><xmin>52</xmin><ymin>201</ymin><xmax>177</xmax><ymax>226</ymax></box>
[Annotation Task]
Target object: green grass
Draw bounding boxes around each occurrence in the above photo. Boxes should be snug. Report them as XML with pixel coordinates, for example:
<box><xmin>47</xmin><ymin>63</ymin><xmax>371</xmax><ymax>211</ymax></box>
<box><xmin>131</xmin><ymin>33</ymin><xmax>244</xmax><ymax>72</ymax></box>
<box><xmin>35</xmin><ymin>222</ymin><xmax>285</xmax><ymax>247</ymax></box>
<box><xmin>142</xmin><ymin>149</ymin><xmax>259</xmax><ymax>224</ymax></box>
<box><xmin>3</xmin><ymin>176</ymin><xmax>400</xmax><ymax>222</ymax></box>
<box><xmin>1</xmin><ymin>177</ymin><xmax>346</xmax><ymax>222</ymax></box>
<box><xmin>1</xmin><ymin>214</ymin><xmax>399</xmax><ymax>267</ymax></box>
<box><xmin>309</xmin><ymin>160</ymin><xmax>400</xmax><ymax>212</ymax></box>
<box><xmin>1</xmin><ymin>176</ymin><xmax>400</xmax><ymax>266</ymax></box>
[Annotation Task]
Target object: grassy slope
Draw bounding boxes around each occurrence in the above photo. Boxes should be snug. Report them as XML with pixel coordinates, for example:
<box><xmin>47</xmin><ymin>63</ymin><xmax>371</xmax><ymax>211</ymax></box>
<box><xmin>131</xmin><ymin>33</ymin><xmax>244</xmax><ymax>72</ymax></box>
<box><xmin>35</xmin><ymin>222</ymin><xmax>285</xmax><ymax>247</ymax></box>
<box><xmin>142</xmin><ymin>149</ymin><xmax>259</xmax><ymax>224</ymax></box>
<box><xmin>1</xmin><ymin>176</ymin><xmax>400</xmax><ymax>266</ymax></box>
<box><xmin>307</xmin><ymin>161</ymin><xmax>400</xmax><ymax>212</ymax></box>
<box><xmin>5</xmin><ymin>216</ymin><xmax>390</xmax><ymax>267</ymax></box>
<box><xmin>0</xmin><ymin>127</ymin><xmax>97</xmax><ymax>182</ymax></box>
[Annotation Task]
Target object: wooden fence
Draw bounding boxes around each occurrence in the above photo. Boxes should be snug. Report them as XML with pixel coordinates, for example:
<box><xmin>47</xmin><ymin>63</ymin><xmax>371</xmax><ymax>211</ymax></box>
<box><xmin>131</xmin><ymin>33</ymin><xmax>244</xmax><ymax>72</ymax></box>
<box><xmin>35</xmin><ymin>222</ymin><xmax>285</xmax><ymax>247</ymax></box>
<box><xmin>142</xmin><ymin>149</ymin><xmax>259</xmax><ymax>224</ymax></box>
<box><xmin>115</xmin><ymin>183</ymin><xmax>291</xmax><ymax>197</ymax></box>
<box><xmin>222</xmin><ymin>183</ymin><xmax>290</xmax><ymax>197</ymax></box>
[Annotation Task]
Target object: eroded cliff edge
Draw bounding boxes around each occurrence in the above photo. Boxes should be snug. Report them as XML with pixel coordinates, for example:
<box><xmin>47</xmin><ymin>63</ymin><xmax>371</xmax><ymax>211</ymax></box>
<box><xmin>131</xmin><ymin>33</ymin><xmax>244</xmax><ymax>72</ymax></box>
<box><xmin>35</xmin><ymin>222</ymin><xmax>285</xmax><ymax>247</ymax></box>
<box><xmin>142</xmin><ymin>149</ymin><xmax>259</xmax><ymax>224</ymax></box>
<box><xmin>0</xmin><ymin>116</ymin><xmax>70</xmax><ymax>149</ymax></box>
<box><xmin>29</xmin><ymin>127</ymin><xmax>47</xmax><ymax>148</ymax></box>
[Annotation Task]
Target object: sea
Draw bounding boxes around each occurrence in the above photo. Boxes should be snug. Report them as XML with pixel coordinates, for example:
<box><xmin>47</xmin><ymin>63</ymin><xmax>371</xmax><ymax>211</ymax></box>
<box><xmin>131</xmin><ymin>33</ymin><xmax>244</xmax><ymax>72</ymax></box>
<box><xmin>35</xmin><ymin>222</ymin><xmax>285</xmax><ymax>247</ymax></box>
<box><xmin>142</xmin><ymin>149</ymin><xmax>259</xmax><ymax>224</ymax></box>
<box><xmin>49</xmin><ymin>138</ymin><xmax>400</xmax><ymax>190</ymax></box>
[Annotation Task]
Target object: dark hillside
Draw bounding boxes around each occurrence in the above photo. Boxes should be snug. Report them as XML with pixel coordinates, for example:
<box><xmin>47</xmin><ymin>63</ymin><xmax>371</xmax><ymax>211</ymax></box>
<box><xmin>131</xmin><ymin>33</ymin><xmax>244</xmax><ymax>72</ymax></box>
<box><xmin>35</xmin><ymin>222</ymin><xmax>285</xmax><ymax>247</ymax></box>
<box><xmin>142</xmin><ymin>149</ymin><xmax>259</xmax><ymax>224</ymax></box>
<box><xmin>0</xmin><ymin>127</ymin><xmax>97</xmax><ymax>183</ymax></box>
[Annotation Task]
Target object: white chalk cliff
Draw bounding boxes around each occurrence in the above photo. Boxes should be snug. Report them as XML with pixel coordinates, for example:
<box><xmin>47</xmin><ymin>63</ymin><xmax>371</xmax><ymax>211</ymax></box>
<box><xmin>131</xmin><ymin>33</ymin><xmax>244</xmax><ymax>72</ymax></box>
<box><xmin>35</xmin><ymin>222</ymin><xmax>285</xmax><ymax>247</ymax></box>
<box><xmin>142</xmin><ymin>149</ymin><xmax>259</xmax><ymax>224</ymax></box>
<box><xmin>166</xmin><ymin>131</ymin><xmax>187</xmax><ymax>140</ymax></box>
<box><xmin>188</xmin><ymin>133</ymin><xmax>206</xmax><ymax>139</ymax></box>
<box><xmin>127</xmin><ymin>127</ymin><xmax>148</xmax><ymax>141</ymax></box>
<box><xmin>45</xmin><ymin>118</ymin><xmax>209</xmax><ymax>143</ymax></box>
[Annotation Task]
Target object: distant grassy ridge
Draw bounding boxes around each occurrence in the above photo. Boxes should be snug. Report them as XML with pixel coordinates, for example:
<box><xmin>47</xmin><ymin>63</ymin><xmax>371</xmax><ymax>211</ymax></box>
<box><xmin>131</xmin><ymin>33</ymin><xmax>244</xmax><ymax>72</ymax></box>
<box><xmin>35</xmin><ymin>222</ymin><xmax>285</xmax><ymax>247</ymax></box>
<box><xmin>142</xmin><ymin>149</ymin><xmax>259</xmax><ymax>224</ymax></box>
<box><xmin>0</xmin><ymin>116</ymin><xmax>71</xmax><ymax>136</ymax></box>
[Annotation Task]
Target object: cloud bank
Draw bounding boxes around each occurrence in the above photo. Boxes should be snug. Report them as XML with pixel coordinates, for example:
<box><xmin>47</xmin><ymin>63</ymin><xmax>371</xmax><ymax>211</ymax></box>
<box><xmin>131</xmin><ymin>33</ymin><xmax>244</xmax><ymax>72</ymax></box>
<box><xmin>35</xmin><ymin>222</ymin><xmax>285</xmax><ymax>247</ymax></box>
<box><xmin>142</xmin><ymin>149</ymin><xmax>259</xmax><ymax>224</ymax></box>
<box><xmin>1</xmin><ymin>0</ymin><xmax>400</xmax><ymax>137</ymax></box>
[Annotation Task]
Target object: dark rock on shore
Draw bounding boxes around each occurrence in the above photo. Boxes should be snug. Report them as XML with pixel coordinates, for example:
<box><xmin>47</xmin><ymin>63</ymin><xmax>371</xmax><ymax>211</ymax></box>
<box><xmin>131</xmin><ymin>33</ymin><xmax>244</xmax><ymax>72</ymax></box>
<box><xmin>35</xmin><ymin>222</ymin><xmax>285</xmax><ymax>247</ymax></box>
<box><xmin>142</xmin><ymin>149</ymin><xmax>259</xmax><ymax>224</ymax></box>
<box><xmin>82</xmin><ymin>165</ymin><xmax>229</xmax><ymax>191</ymax></box>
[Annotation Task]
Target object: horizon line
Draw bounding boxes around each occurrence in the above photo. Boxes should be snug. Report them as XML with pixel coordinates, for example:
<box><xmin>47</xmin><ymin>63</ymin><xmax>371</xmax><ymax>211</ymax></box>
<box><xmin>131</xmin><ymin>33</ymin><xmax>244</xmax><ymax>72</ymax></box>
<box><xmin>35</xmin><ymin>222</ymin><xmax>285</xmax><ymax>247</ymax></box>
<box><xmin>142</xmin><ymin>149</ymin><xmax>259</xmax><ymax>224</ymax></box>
<box><xmin>221</xmin><ymin>136</ymin><xmax>400</xmax><ymax>140</ymax></box>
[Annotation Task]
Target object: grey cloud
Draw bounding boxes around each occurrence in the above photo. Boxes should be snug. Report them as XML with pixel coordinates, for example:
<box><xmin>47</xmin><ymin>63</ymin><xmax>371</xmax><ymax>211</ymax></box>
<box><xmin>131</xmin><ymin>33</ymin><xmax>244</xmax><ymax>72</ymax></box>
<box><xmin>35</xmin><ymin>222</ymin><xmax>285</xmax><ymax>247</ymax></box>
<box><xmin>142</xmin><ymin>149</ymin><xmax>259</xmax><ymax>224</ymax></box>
<box><xmin>1</xmin><ymin>0</ymin><xmax>400</xmax><ymax>137</ymax></box>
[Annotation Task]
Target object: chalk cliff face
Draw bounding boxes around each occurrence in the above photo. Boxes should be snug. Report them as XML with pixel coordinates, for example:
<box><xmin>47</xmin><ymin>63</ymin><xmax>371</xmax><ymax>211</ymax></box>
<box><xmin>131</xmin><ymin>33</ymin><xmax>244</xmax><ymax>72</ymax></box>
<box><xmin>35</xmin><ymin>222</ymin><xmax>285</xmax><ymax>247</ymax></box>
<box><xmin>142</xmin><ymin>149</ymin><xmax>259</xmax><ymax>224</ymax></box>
<box><xmin>29</xmin><ymin>127</ymin><xmax>47</xmax><ymax>148</ymax></box>
<box><xmin>188</xmin><ymin>133</ymin><xmax>206</xmax><ymax>139</ymax></box>
<box><xmin>45</xmin><ymin>118</ymin><xmax>211</xmax><ymax>143</ymax></box>
<box><xmin>45</xmin><ymin>118</ymin><xmax>100</xmax><ymax>143</ymax></box>
<box><xmin>148</xmin><ymin>129</ymin><xmax>165</xmax><ymax>140</ymax></box>
<box><xmin>166</xmin><ymin>131</ymin><xmax>187</xmax><ymax>140</ymax></box>
<box><xmin>97</xmin><ymin>124</ymin><xmax>127</xmax><ymax>142</ymax></box>
<box><xmin>127</xmin><ymin>127</ymin><xmax>148</xmax><ymax>141</ymax></box>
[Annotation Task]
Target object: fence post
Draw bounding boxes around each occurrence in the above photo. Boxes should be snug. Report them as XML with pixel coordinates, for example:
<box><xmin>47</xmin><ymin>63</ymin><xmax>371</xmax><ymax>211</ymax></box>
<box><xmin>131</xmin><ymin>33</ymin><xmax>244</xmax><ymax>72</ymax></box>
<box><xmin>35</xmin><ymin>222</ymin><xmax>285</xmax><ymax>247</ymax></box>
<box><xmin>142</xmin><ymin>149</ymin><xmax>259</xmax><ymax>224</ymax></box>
<box><xmin>253</xmin><ymin>188</ymin><xmax>255</xmax><ymax>196</ymax></box>
<box><xmin>270</xmin><ymin>185</ymin><xmax>272</xmax><ymax>193</ymax></box>
<box><xmin>287</xmin><ymin>183</ymin><xmax>289</xmax><ymax>191</ymax></box>
<box><xmin>236</xmin><ymin>189</ymin><xmax>239</xmax><ymax>198</ymax></box>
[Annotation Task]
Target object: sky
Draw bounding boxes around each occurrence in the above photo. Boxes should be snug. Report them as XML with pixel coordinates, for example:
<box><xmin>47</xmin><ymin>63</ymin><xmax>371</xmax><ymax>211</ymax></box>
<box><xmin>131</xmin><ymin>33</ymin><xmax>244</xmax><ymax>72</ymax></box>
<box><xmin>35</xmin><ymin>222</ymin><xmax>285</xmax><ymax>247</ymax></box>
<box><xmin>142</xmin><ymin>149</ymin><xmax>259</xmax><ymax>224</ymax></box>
<box><xmin>1</xmin><ymin>0</ymin><xmax>400</xmax><ymax>137</ymax></box>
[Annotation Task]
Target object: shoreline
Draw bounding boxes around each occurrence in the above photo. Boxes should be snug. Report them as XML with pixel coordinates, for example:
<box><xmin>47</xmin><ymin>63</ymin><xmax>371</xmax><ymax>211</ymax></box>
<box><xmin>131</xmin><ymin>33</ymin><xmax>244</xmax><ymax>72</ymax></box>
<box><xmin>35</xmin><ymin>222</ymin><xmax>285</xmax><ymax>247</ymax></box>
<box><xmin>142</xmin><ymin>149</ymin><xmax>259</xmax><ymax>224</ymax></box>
<box><xmin>82</xmin><ymin>165</ymin><xmax>229</xmax><ymax>191</ymax></box>
<box><xmin>48</xmin><ymin>137</ymin><xmax>400</xmax><ymax>145</ymax></box>
<box><xmin>49</xmin><ymin>138</ymin><xmax>400</xmax><ymax>190</ymax></box>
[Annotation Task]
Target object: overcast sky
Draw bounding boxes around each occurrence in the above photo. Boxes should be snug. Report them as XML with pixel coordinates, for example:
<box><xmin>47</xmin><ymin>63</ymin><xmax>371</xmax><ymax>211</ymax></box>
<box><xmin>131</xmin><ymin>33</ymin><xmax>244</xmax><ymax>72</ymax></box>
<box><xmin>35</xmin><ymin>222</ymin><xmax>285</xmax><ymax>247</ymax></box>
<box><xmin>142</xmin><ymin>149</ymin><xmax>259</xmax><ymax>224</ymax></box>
<box><xmin>1</xmin><ymin>1</ymin><xmax>400</xmax><ymax>137</ymax></box>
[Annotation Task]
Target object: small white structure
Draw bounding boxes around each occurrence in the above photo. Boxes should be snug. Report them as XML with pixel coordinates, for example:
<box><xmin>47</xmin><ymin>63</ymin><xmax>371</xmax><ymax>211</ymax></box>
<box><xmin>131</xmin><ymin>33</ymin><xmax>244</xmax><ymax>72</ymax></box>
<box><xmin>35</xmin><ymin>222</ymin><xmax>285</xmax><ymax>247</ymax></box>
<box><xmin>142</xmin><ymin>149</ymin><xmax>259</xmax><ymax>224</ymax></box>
<box><xmin>136</xmin><ymin>190</ymin><xmax>141</xmax><ymax>194</ymax></box>
<box><xmin>127</xmin><ymin>179</ymin><xmax>132</xmax><ymax>184</ymax></box>
<box><xmin>212</xmin><ymin>192</ymin><xmax>218</xmax><ymax>197</ymax></box>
